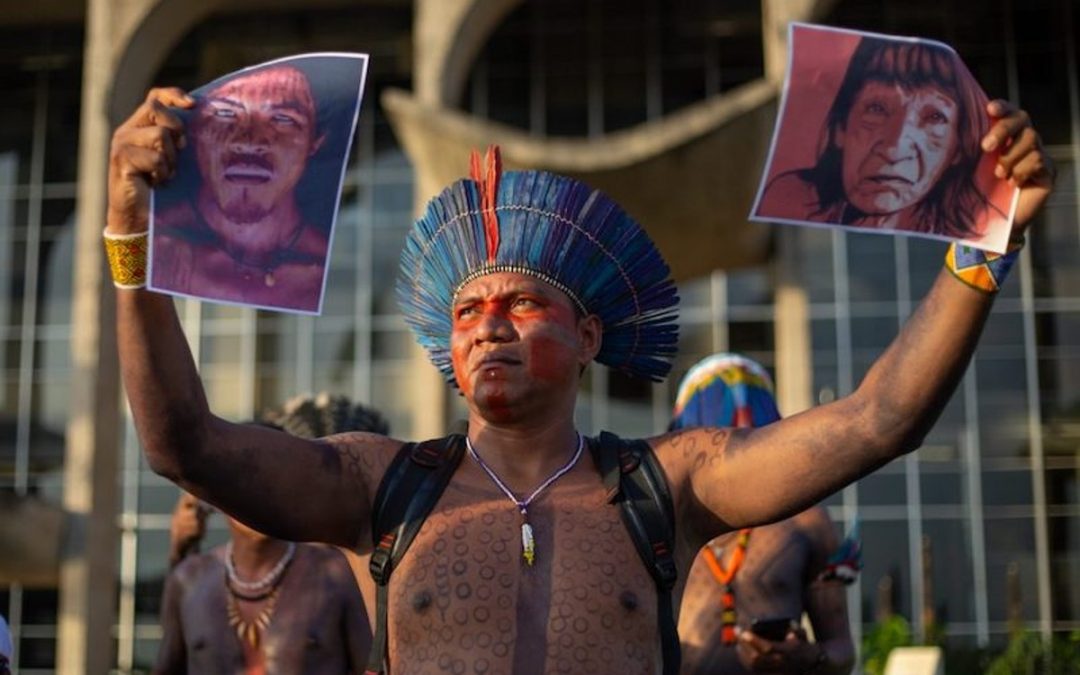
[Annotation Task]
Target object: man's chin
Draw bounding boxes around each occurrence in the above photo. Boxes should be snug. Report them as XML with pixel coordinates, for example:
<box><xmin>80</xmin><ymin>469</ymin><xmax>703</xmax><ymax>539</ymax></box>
<box><xmin>472</xmin><ymin>385</ymin><xmax>525</xmax><ymax>420</ymax></box>
<box><xmin>850</xmin><ymin>196</ymin><xmax>912</xmax><ymax>216</ymax></box>
<box><xmin>220</xmin><ymin>202</ymin><xmax>272</xmax><ymax>224</ymax></box>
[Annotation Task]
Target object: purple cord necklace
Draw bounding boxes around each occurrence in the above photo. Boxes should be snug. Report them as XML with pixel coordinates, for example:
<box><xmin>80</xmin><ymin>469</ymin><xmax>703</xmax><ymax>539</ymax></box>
<box><xmin>466</xmin><ymin>432</ymin><xmax>583</xmax><ymax>566</ymax></box>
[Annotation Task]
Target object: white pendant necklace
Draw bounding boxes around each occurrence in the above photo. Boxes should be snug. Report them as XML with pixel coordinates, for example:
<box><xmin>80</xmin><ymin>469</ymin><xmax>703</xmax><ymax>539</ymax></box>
<box><xmin>466</xmin><ymin>432</ymin><xmax>583</xmax><ymax>566</ymax></box>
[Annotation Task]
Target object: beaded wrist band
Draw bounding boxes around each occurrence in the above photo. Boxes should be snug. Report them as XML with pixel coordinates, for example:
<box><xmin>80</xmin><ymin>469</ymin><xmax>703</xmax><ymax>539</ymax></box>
<box><xmin>944</xmin><ymin>236</ymin><xmax>1025</xmax><ymax>294</ymax></box>
<box><xmin>103</xmin><ymin>229</ymin><xmax>149</xmax><ymax>289</ymax></box>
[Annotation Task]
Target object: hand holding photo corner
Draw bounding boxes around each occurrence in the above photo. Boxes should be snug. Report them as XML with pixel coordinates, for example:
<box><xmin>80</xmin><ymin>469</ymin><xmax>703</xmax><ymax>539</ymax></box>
<box><xmin>750</xmin><ymin>23</ymin><xmax>1017</xmax><ymax>253</ymax></box>
<box><xmin>147</xmin><ymin>52</ymin><xmax>369</xmax><ymax>314</ymax></box>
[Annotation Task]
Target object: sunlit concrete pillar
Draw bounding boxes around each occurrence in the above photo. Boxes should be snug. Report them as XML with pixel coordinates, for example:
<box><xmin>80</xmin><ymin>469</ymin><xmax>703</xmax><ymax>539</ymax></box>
<box><xmin>773</xmin><ymin>228</ymin><xmax>813</xmax><ymax>416</ymax></box>
<box><xmin>405</xmin><ymin>0</ymin><xmax>520</xmax><ymax>435</ymax></box>
<box><xmin>65</xmin><ymin>0</ymin><xmax>218</xmax><ymax>671</ymax></box>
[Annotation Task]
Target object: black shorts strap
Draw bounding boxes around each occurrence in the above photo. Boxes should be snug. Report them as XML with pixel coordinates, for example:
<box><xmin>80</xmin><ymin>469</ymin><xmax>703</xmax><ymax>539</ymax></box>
<box><xmin>365</xmin><ymin>435</ymin><xmax>466</xmax><ymax>675</ymax></box>
<box><xmin>590</xmin><ymin>431</ymin><xmax>680</xmax><ymax>675</ymax></box>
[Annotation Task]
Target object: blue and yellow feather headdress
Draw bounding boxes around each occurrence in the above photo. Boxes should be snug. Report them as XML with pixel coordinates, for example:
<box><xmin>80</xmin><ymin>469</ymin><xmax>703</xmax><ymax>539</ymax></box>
<box><xmin>397</xmin><ymin>146</ymin><xmax>679</xmax><ymax>384</ymax></box>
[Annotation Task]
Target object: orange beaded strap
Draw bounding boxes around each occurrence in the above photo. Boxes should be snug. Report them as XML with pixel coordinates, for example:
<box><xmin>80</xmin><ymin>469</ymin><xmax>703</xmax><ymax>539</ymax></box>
<box><xmin>701</xmin><ymin>528</ymin><xmax>752</xmax><ymax>645</ymax></box>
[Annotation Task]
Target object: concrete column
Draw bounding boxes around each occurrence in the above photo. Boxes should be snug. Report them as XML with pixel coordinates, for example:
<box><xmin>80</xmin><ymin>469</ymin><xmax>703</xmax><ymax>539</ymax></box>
<box><xmin>773</xmin><ymin>228</ymin><xmax>813</xmax><ymax>416</ymax></box>
<box><xmin>64</xmin><ymin>0</ymin><xmax>218</xmax><ymax>671</ymax></box>
<box><xmin>61</xmin><ymin>0</ymin><xmax>135</xmax><ymax>668</ymax></box>
<box><xmin>761</xmin><ymin>0</ymin><xmax>841</xmax><ymax>84</ymax></box>
<box><xmin>760</xmin><ymin>0</ymin><xmax>834</xmax><ymax>415</ymax></box>
<box><xmin>406</xmin><ymin>0</ymin><xmax>522</xmax><ymax>434</ymax></box>
<box><xmin>414</xmin><ymin>0</ymin><xmax>521</xmax><ymax>106</ymax></box>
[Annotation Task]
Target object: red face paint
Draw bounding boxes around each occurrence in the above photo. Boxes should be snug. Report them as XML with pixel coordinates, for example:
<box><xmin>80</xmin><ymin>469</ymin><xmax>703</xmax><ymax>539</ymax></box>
<box><xmin>528</xmin><ymin>335</ymin><xmax>577</xmax><ymax>384</ymax></box>
<box><xmin>449</xmin><ymin>272</ymin><xmax>586</xmax><ymax>420</ymax></box>
<box><xmin>451</xmin><ymin>343</ymin><xmax>473</xmax><ymax>398</ymax></box>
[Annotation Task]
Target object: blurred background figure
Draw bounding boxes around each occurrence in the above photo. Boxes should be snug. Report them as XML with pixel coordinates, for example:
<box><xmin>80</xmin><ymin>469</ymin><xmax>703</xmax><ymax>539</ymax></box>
<box><xmin>157</xmin><ymin>393</ymin><xmax>388</xmax><ymax>674</ymax></box>
<box><xmin>1</xmin><ymin>614</ymin><xmax>12</xmax><ymax>675</ymax></box>
<box><xmin>672</xmin><ymin>354</ymin><xmax>858</xmax><ymax>675</ymax></box>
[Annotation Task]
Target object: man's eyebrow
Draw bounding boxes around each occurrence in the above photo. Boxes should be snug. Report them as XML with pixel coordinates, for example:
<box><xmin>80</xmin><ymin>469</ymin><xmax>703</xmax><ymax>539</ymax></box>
<box><xmin>204</xmin><ymin>95</ymin><xmax>313</xmax><ymax>119</ymax></box>
<box><xmin>269</xmin><ymin>100</ymin><xmax>314</xmax><ymax>119</ymax></box>
<box><xmin>453</xmin><ymin>293</ymin><xmax>483</xmax><ymax>308</ymax></box>
<box><xmin>205</xmin><ymin>95</ymin><xmax>243</xmax><ymax>108</ymax></box>
<box><xmin>454</xmin><ymin>285</ymin><xmax>551</xmax><ymax>308</ymax></box>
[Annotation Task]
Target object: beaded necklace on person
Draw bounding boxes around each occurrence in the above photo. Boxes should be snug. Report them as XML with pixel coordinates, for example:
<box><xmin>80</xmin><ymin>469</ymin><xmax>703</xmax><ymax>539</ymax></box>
<box><xmin>701</xmin><ymin>528</ymin><xmax>752</xmax><ymax>645</ymax></box>
<box><xmin>224</xmin><ymin>541</ymin><xmax>296</xmax><ymax>647</ymax></box>
<box><xmin>466</xmin><ymin>433</ymin><xmax>583</xmax><ymax>566</ymax></box>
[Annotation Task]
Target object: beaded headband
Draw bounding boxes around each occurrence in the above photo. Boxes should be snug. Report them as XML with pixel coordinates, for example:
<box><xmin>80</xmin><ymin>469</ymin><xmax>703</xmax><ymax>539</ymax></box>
<box><xmin>670</xmin><ymin>353</ymin><xmax>780</xmax><ymax>429</ymax></box>
<box><xmin>397</xmin><ymin>146</ymin><xmax>680</xmax><ymax>384</ymax></box>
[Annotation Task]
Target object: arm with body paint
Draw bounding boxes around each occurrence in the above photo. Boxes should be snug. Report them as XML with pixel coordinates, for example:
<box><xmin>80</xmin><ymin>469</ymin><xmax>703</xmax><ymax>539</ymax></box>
<box><xmin>109</xmin><ymin>88</ymin><xmax>400</xmax><ymax>550</ymax></box>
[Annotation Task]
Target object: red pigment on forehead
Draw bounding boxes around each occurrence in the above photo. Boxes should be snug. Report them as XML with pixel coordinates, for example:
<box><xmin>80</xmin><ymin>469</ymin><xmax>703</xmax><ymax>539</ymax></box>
<box><xmin>211</xmin><ymin>66</ymin><xmax>315</xmax><ymax>119</ymax></box>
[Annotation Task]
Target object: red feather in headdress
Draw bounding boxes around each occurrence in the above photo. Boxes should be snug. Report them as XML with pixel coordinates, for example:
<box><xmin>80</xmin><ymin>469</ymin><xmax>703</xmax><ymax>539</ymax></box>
<box><xmin>469</xmin><ymin>145</ymin><xmax>502</xmax><ymax>263</ymax></box>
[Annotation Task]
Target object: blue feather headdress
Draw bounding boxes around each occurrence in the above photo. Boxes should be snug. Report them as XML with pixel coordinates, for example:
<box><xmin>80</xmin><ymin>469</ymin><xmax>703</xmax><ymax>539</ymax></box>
<box><xmin>397</xmin><ymin>146</ymin><xmax>679</xmax><ymax>384</ymax></box>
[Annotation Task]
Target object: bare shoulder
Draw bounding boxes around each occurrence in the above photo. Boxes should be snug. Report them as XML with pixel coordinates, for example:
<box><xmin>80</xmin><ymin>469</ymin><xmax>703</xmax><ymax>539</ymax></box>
<box><xmin>171</xmin><ymin>546</ymin><xmax>224</xmax><ymax>587</ymax></box>
<box><xmin>297</xmin><ymin>543</ymin><xmax>356</xmax><ymax>583</ymax></box>
<box><xmin>757</xmin><ymin>170</ymin><xmax>822</xmax><ymax>220</ymax></box>
<box><xmin>647</xmin><ymin>427</ymin><xmax>738</xmax><ymax>478</ymax></box>
<box><xmin>321</xmin><ymin>431</ymin><xmax>406</xmax><ymax>491</ymax></box>
<box><xmin>792</xmin><ymin>504</ymin><xmax>840</xmax><ymax>551</ymax></box>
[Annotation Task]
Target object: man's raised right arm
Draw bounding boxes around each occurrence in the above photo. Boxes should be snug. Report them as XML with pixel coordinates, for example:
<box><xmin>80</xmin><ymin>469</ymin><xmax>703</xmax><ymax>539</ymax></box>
<box><xmin>109</xmin><ymin>88</ymin><xmax>398</xmax><ymax>550</ymax></box>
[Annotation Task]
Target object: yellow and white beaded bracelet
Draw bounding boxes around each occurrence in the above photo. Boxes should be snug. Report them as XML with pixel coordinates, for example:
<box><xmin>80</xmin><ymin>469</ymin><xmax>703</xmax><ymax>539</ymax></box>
<box><xmin>103</xmin><ymin>229</ymin><xmax>149</xmax><ymax>289</ymax></box>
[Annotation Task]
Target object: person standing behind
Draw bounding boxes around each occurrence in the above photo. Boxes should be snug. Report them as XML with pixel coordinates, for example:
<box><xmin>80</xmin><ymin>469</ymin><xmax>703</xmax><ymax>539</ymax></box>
<box><xmin>156</xmin><ymin>393</ymin><xmax>387</xmax><ymax>675</ymax></box>
<box><xmin>0</xmin><ymin>614</ymin><xmax>12</xmax><ymax>675</ymax></box>
<box><xmin>673</xmin><ymin>354</ymin><xmax>857</xmax><ymax>675</ymax></box>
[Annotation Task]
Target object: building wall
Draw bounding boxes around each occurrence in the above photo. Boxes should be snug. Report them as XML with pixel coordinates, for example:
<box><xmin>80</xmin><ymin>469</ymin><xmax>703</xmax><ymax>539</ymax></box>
<box><xmin>0</xmin><ymin>0</ymin><xmax>1076</xmax><ymax>672</ymax></box>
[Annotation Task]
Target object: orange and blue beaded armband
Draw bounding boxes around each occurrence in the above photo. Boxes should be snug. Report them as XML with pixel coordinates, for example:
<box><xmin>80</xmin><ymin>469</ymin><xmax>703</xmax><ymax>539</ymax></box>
<box><xmin>944</xmin><ymin>236</ymin><xmax>1025</xmax><ymax>294</ymax></box>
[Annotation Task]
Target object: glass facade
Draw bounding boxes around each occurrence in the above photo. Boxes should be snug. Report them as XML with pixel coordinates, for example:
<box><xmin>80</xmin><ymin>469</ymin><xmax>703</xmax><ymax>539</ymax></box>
<box><xmin>0</xmin><ymin>0</ymin><xmax>1076</xmax><ymax>672</ymax></box>
<box><xmin>0</xmin><ymin>21</ymin><xmax>85</xmax><ymax>675</ymax></box>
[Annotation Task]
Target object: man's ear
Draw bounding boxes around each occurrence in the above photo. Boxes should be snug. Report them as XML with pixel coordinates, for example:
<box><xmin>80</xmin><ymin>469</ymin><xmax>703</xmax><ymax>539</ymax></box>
<box><xmin>310</xmin><ymin>132</ymin><xmax>327</xmax><ymax>156</ymax></box>
<box><xmin>578</xmin><ymin>314</ymin><xmax>603</xmax><ymax>366</ymax></box>
<box><xmin>834</xmin><ymin>126</ymin><xmax>846</xmax><ymax>149</ymax></box>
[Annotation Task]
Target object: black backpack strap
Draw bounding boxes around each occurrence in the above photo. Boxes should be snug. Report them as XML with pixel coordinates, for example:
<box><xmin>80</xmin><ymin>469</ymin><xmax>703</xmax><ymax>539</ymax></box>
<box><xmin>364</xmin><ymin>435</ymin><xmax>466</xmax><ymax>675</ymax></box>
<box><xmin>590</xmin><ymin>431</ymin><xmax>680</xmax><ymax>675</ymax></box>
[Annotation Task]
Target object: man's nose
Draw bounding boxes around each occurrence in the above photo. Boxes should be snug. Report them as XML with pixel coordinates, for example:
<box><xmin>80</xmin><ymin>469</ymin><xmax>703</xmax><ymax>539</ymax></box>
<box><xmin>230</xmin><ymin>114</ymin><xmax>271</xmax><ymax>149</ymax></box>
<box><xmin>877</xmin><ymin>111</ymin><xmax>919</xmax><ymax>161</ymax></box>
<box><xmin>475</xmin><ymin>309</ymin><xmax>515</xmax><ymax>342</ymax></box>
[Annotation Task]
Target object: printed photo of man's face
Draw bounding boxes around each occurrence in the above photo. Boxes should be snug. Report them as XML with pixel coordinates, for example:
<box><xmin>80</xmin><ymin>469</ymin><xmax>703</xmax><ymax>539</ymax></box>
<box><xmin>193</xmin><ymin>66</ymin><xmax>324</xmax><ymax>225</ymax></box>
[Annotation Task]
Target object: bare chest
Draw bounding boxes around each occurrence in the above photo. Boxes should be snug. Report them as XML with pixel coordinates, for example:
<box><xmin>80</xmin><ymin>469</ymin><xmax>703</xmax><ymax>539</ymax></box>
<box><xmin>193</xmin><ymin>248</ymin><xmax>324</xmax><ymax>307</ymax></box>
<box><xmin>387</xmin><ymin>475</ymin><xmax>661</xmax><ymax>675</ymax></box>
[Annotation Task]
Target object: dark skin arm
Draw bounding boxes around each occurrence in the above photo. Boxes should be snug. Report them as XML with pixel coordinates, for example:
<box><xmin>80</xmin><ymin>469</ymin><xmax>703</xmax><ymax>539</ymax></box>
<box><xmin>735</xmin><ymin>508</ymin><xmax>855</xmax><ymax>674</ymax></box>
<box><xmin>659</xmin><ymin>100</ymin><xmax>1055</xmax><ymax>548</ymax></box>
<box><xmin>109</xmin><ymin>88</ymin><xmax>400</xmax><ymax>550</ymax></box>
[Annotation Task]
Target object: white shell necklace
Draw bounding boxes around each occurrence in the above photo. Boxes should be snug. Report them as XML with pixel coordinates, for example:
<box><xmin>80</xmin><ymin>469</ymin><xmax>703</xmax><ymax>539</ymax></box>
<box><xmin>225</xmin><ymin>540</ymin><xmax>296</xmax><ymax>597</ymax></box>
<box><xmin>466</xmin><ymin>432</ymin><xmax>583</xmax><ymax>566</ymax></box>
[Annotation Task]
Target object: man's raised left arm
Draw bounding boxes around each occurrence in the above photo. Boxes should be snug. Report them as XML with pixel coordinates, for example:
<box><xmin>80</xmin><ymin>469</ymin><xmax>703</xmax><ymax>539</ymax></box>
<box><xmin>659</xmin><ymin>100</ymin><xmax>1055</xmax><ymax>545</ymax></box>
